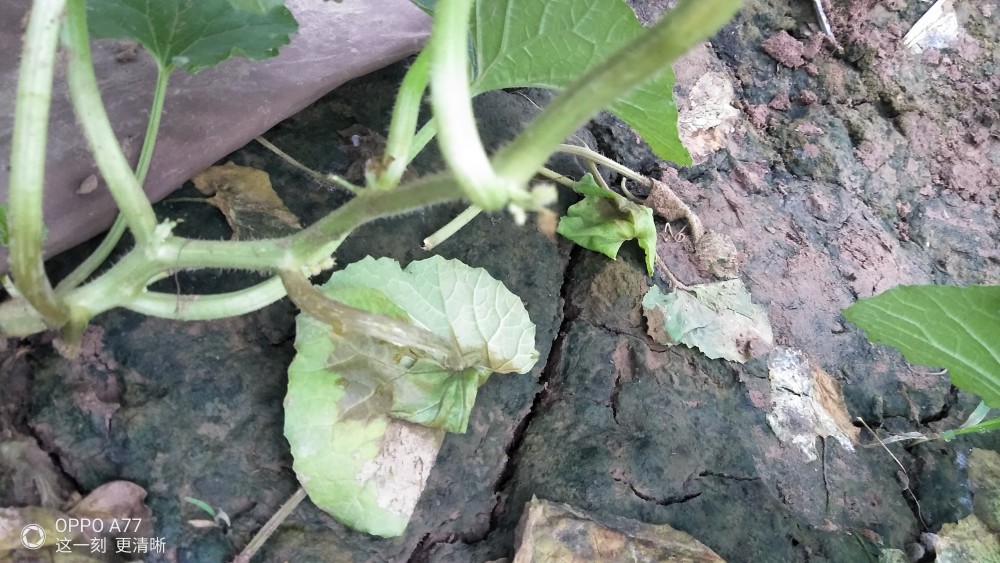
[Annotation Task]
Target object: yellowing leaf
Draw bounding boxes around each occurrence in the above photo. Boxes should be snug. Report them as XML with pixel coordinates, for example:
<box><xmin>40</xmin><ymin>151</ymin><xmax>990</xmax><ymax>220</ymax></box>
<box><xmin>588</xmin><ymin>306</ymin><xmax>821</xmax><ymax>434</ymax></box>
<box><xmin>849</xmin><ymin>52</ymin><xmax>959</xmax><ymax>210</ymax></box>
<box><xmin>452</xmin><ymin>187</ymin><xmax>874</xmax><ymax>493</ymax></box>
<box><xmin>192</xmin><ymin>162</ymin><xmax>301</xmax><ymax>240</ymax></box>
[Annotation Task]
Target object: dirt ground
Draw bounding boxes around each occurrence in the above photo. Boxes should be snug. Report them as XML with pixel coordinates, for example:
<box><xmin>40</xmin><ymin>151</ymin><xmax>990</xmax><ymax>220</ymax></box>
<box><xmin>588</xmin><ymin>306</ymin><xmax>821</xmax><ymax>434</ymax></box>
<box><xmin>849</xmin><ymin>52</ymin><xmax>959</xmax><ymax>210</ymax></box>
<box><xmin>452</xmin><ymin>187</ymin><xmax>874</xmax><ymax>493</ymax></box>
<box><xmin>2</xmin><ymin>0</ymin><xmax>999</xmax><ymax>561</ymax></box>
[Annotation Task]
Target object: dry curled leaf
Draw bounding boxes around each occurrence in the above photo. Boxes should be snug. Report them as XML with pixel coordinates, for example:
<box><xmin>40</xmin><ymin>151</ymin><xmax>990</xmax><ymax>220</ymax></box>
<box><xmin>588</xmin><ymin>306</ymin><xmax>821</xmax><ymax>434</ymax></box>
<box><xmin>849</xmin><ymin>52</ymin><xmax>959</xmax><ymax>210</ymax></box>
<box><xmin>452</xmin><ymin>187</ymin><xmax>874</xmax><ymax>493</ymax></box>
<box><xmin>647</xmin><ymin>171</ymin><xmax>704</xmax><ymax>242</ymax></box>
<box><xmin>192</xmin><ymin>162</ymin><xmax>301</xmax><ymax>240</ymax></box>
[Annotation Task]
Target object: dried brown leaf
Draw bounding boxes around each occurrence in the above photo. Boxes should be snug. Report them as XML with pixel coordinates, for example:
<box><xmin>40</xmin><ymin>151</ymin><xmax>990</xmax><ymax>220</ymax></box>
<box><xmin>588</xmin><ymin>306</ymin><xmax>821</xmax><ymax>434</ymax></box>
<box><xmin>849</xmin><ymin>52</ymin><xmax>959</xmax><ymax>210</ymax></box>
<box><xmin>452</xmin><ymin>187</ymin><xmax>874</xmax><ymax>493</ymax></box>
<box><xmin>192</xmin><ymin>162</ymin><xmax>302</xmax><ymax>240</ymax></box>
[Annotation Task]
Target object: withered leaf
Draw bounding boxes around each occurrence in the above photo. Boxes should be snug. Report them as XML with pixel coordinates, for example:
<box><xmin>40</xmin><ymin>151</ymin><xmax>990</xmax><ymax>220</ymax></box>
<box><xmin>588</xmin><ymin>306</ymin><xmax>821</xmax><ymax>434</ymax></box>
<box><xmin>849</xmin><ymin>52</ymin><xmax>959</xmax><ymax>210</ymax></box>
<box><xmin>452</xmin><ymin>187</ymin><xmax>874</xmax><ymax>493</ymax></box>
<box><xmin>192</xmin><ymin>162</ymin><xmax>301</xmax><ymax>240</ymax></box>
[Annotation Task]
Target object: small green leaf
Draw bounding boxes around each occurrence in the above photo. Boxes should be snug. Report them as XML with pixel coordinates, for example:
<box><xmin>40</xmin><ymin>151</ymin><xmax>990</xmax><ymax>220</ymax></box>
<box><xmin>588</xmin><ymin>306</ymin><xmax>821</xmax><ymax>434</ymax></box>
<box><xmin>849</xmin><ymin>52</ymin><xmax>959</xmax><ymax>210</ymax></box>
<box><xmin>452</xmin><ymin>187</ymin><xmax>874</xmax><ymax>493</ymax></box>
<box><xmin>86</xmin><ymin>0</ymin><xmax>298</xmax><ymax>73</ymax></box>
<box><xmin>226</xmin><ymin>0</ymin><xmax>285</xmax><ymax>14</ymax></box>
<box><xmin>285</xmin><ymin>256</ymin><xmax>538</xmax><ymax>537</ymax></box>
<box><xmin>557</xmin><ymin>174</ymin><xmax>656</xmax><ymax>275</ymax></box>
<box><xmin>183</xmin><ymin>497</ymin><xmax>217</xmax><ymax>519</ymax></box>
<box><xmin>0</xmin><ymin>205</ymin><xmax>8</xmax><ymax>247</ymax></box>
<box><xmin>844</xmin><ymin>285</ymin><xmax>1000</xmax><ymax>407</ymax></box>
<box><xmin>642</xmin><ymin>280</ymin><xmax>773</xmax><ymax>363</ymax></box>
<box><xmin>471</xmin><ymin>0</ymin><xmax>690</xmax><ymax>164</ymax></box>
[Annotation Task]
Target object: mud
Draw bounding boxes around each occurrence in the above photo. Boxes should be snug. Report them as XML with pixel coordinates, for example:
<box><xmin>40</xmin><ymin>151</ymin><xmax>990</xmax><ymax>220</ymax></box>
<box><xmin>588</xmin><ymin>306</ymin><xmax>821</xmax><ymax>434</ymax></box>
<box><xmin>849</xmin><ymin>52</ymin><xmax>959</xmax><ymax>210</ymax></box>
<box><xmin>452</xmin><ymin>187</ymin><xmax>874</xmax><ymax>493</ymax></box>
<box><xmin>3</xmin><ymin>0</ymin><xmax>1000</xmax><ymax>562</ymax></box>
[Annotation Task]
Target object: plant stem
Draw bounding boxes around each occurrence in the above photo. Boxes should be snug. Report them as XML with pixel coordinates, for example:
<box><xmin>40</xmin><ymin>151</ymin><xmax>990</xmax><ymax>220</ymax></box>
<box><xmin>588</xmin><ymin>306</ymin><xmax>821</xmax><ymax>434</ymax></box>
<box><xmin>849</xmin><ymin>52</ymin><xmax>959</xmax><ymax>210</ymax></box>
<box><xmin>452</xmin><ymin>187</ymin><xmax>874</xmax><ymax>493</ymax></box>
<box><xmin>422</xmin><ymin>205</ymin><xmax>482</xmax><ymax>251</ymax></box>
<box><xmin>64</xmin><ymin>0</ymin><xmax>158</xmax><ymax>247</ymax></box>
<box><xmin>556</xmin><ymin>144</ymin><xmax>648</xmax><ymax>185</ymax></box>
<box><xmin>409</xmin><ymin>119</ymin><xmax>438</xmax><ymax>163</ymax></box>
<box><xmin>422</xmin><ymin>165</ymin><xmax>578</xmax><ymax>250</ymax></box>
<box><xmin>8</xmin><ymin>0</ymin><xmax>71</xmax><ymax>326</ymax></box>
<box><xmin>428</xmin><ymin>0</ymin><xmax>512</xmax><ymax>210</ymax></box>
<box><xmin>136</xmin><ymin>67</ymin><xmax>169</xmax><ymax>183</ymax></box>
<box><xmin>56</xmin><ymin>215</ymin><xmax>128</xmax><ymax>291</ymax></box>
<box><xmin>255</xmin><ymin>136</ymin><xmax>357</xmax><ymax>194</ymax></box>
<box><xmin>375</xmin><ymin>50</ymin><xmax>430</xmax><ymax>190</ymax></box>
<box><xmin>278</xmin><ymin>269</ymin><xmax>460</xmax><ymax>367</ymax></box>
<box><xmin>231</xmin><ymin>488</ymin><xmax>306</xmax><ymax>563</ymax></box>
<box><xmin>57</xmin><ymin>68</ymin><xmax>168</xmax><ymax>292</ymax></box>
<box><xmin>125</xmin><ymin>277</ymin><xmax>287</xmax><ymax>321</ymax></box>
<box><xmin>492</xmin><ymin>0</ymin><xmax>741</xmax><ymax>186</ymax></box>
<box><xmin>1</xmin><ymin>175</ymin><xmax>466</xmax><ymax>337</ymax></box>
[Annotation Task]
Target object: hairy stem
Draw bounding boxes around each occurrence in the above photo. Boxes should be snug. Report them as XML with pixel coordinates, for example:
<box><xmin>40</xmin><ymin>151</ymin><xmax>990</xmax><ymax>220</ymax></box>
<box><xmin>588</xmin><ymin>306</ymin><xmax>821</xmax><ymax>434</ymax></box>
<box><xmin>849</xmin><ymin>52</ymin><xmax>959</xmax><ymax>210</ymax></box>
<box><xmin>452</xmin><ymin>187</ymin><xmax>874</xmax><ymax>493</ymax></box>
<box><xmin>64</xmin><ymin>0</ymin><xmax>158</xmax><ymax>246</ymax></box>
<box><xmin>428</xmin><ymin>0</ymin><xmax>511</xmax><ymax>210</ymax></box>
<box><xmin>376</xmin><ymin>50</ymin><xmax>430</xmax><ymax>189</ymax></box>
<box><xmin>8</xmin><ymin>0</ymin><xmax>71</xmax><ymax>325</ymax></box>
<box><xmin>57</xmin><ymin>66</ymin><xmax>171</xmax><ymax>292</ymax></box>
<box><xmin>279</xmin><ymin>269</ymin><xmax>460</xmax><ymax>367</ymax></box>
<box><xmin>125</xmin><ymin>277</ymin><xmax>287</xmax><ymax>321</ymax></box>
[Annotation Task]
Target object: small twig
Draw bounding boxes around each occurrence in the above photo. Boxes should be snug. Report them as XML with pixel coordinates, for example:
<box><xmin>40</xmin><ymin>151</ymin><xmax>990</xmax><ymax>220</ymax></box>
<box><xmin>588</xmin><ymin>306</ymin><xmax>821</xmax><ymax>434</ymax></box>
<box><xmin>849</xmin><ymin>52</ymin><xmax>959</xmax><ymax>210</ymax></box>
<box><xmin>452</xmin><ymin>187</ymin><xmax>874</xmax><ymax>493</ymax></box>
<box><xmin>255</xmin><ymin>136</ymin><xmax>358</xmax><ymax>194</ymax></box>
<box><xmin>811</xmin><ymin>0</ymin><xmax>836</xmax><ymax>42</ymax></box>
<box><xmin>232</xmin><ymin>488</ymin><xmax>307</xmax><ymax>563</ymax></box>
<box><xmin>855</xmin><ymin>418</ymin><xmax>928</xmax><ymax>530</ymax></box>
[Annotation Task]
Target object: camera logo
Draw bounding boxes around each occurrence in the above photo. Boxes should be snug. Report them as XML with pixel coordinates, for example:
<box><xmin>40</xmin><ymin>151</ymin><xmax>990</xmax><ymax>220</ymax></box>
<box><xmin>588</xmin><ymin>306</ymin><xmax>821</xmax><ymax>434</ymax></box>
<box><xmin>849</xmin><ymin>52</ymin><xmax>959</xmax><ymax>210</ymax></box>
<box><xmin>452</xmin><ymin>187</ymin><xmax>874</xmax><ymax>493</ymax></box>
<box><xmin>20</xmin><ymin>524</ymin><xmax>46</xmax><ymax>550</ymax></box>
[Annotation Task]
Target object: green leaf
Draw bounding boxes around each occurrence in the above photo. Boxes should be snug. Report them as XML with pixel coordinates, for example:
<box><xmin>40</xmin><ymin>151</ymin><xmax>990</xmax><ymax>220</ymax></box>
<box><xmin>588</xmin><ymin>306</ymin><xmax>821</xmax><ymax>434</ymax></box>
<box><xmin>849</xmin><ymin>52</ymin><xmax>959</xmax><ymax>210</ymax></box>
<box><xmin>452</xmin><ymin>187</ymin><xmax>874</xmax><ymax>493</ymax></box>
<box><xmin>557</xmin><ymin>173</ymin><xmax>656</xmax><ymax>275</ymax></box>
<box><xmin>642</xmin><ymin>280</ymin><xmax>773</xmax><ymax>363</ymax></box>
<box><xmin>183</xmin><ymin>496</ymin><xmax>217</xmax><ymax>518</ymax></box>
<box><xmin>86</xmin><ymin>0</ymin><xmax>298</xmax><ymax>73</ymax></box>
<box><xmin>0</xmin><ymin>205</ymin><xmax>8</xmax><ymax>247</ymax></box>
<box><xmin>470</xmin><ymin>0</ymin><xmax>690</xmax><ymax>164</ymax></box>
<box><xmin>844</xmin><ymin>285</ymin><xmax>1000</xmax><ymax>407</ymax></box>
<box><xmin>226</xmin><ymin>0</ymin><xmax>285</xmax><ymax>14</ymax></box>
<box><xmin>285</xmin><ymin>256</ymin><xmax>538</xmax><ymax>537</ymax></box>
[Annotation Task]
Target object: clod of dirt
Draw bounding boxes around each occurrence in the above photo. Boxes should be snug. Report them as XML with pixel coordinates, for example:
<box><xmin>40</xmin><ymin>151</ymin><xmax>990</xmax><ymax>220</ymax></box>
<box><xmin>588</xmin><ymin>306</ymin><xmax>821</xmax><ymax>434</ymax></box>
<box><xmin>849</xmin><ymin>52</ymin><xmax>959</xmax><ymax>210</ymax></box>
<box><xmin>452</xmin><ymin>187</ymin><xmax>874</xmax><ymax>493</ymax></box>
<box><xmin>762</xmin><ymin>30</ymin><xmax>808</xmax><ymax>68</ymax></box>
<box><xmin>512</xmin><ymin>497</ymin><xmax>724</xmax><ymax>562</ymax></box>
<box><xmin>694</xmin><ymin>229</ymin><xmax>740</xmax><ymax>279</ymax></box>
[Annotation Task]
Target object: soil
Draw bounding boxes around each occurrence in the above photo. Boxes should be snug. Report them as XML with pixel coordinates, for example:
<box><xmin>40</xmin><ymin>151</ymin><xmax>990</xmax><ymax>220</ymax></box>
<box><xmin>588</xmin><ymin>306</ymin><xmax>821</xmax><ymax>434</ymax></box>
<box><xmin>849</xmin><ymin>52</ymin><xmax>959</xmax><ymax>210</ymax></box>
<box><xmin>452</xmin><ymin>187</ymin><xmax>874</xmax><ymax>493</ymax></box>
<box><xmin>2</xmin><ymin>0</ymin><xmax>999</xmax><ymax>562</ymax></box>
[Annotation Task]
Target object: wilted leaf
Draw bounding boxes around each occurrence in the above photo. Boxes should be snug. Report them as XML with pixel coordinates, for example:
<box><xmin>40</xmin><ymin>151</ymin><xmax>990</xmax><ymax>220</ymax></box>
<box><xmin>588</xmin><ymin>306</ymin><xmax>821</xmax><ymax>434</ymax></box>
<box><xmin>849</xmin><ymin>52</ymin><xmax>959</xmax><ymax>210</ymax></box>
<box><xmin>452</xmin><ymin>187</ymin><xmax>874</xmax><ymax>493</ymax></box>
<box><xmin>86</xmin><ymin>0</ymin><xmax>298</xmax><ymax>73</ymax></box>
<box><xmin>285</xmin><ymin>256</ymin><xmax>538</xmax><ymax>537</ymax></box>
<box><xmin>843</xmin><ymin>285</ymin><xmax>1000</xmax><ymax>407</ymax></box>
<box><xmin>192</xmin><ymin>162</ymin><xmax>302</xmax><ymax>240</ymax></box>
<box><xmin>765</xmin><ymin>348</ymin><xmax>859</xmax><ymax>462</ymax></box>
<box><xmin>642</xmin><ymin>279</ymin><xmax>773</xmax><ymax>362</ymax></box>
<box><xmin>558</xmin><ymin>174</ymin><xmax>657</xmax><ymax>275</ymax></box>
<box><xmin>514</xmin><ymin>497</ymin><xmax>725</xmax><ymax>562</ymax></box>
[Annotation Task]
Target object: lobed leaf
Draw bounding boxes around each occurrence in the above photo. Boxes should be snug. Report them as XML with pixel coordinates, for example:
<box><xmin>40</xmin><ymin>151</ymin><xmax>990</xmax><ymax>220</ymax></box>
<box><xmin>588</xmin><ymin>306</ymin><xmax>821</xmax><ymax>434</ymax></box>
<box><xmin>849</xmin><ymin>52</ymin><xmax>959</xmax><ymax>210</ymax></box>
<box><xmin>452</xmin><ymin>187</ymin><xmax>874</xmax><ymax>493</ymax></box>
<box><xmin>557</xmin><ymin>174</ymin><xmax>656</xmax><ymax>275</ymax></box>
<box><xmin>844</xmin><ymin>285</ymin><xmax>1000</xmax><ymax>407</ymax></box>
<box><xmin>86</xmin><ymin>0</ymin><xmax>298</xmax><ymax>73</ymax></box>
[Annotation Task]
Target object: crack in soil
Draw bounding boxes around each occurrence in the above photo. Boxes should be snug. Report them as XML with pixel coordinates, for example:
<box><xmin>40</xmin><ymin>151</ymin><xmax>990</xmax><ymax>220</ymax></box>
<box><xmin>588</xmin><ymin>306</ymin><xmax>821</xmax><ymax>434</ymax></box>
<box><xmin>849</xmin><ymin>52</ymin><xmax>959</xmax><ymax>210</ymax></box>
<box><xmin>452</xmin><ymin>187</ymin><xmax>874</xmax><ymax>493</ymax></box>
<box><xmin>627</xmin><ymin>481</ymin><xmax>702</xmax><ymax>507</ymax></box>
<box><xmin>406</xmin><ymin>246</ymin><xmax>581</xmax><ymax>561</ymax></box>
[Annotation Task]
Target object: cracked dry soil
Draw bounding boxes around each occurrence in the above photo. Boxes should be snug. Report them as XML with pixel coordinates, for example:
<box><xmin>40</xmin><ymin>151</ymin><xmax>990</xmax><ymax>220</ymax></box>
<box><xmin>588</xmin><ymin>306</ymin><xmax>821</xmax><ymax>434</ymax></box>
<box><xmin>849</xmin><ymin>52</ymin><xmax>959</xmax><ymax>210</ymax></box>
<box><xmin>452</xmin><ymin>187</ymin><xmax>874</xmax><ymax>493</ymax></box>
<box><xmin>2</xmin><ymin>0</ymin><xmax>1000</xmax><ymax>561</ymax></box>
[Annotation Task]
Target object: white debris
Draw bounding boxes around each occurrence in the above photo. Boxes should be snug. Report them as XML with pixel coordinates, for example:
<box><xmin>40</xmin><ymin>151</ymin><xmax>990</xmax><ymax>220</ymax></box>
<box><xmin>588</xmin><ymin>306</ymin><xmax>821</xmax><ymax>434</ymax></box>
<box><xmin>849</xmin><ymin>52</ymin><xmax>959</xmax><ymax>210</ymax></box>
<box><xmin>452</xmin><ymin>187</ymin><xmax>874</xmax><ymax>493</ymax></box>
<box><xmin>766</xmin><ymin>347</ymin><xmax>859</xmax><ymax>462</ymax></box>
<box><xmin>903</xmin><ymin>0</ymin><xmax>959</xmax><ymax>54</ymax></box>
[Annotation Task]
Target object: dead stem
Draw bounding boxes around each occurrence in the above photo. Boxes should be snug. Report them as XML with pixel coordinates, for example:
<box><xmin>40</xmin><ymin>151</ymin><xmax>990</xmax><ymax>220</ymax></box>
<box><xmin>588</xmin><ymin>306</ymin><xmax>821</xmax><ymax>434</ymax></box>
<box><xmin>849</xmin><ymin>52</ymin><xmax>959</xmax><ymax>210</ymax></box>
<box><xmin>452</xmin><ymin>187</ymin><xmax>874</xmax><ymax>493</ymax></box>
<box><xmin>232</xmin><ymin>487</ymin><xmax>307</xmax><ymax>563</ymax></box>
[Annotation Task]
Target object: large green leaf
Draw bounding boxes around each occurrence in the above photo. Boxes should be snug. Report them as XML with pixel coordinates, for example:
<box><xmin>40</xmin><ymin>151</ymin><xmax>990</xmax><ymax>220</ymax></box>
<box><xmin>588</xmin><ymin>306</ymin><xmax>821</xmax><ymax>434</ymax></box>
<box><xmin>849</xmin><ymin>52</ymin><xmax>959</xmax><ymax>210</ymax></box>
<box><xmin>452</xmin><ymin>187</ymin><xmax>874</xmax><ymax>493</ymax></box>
<box><xmin>285</xmin><ymin>256</ymin><xmax>538</xmax><ymax>537</ymax></box>
<box><xmin>844</xmin><ymin>285</ymin><xmax>1000</xmax><ymax>407</ymax></box>
<box><xmin>226</xmin><ymin>0</ymin><xmax>285</xmax><ymax>14</ymax></box>
<box><xmin>86</xmin><ymin>0</ymin><xmax>298</xmax><ymax>73</ymax></box>
<box><xmin>557</xmin><ymin>173</ymin><xmax>656</xmax><ymax>275</ymax></box>
<box><xmin>471</xmin><ymin>0</ymin><xmax>690</xmax><ymax>164</ymax></box>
